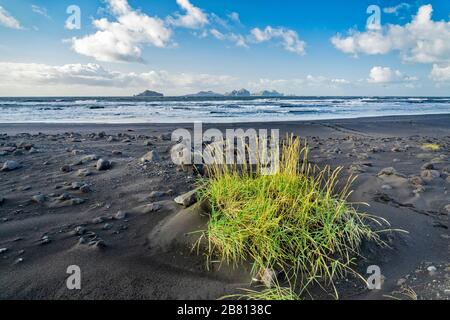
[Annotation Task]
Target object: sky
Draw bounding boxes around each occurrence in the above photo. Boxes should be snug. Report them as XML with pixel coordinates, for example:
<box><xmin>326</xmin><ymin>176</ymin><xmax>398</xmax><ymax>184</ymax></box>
<box><xmin>0</xmin><ymin>0</ymin><xmax>449</xmax><ymax>96</ymax></box>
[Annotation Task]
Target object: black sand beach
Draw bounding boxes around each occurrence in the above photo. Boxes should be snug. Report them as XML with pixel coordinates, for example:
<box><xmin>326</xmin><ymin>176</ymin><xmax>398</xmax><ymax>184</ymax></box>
<box><xmin>1</xmin><ymin>114</ymin><xmax>449</xmax><ymax>300</ymax></box>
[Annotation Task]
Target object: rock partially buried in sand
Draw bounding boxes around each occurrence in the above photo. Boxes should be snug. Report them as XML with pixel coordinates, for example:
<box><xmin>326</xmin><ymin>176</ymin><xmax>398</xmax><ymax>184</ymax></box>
<box><xmin>114</xmin><ymin>210</ymin><xmax>128</xmax><ymax>220</ymax></box>
<box><xmin>174</xmin><ymin>189</ymin><xmax>198</xmax><ymax>208</ymax></box>
<box><xmin>443</xmin><ymin>204</ymin><xmax>450</xmax><ymax>215</ymax></box>
<box><xmin>60</xmin><ymin>165</ymin><xmax>72</xmax><ymax>173</ymax></box>
<box><xmin>420</xmin><ymin>169</ymin><xmax>440</xmax><ymax>181</ymax></box>
<box><xmin>421</xmin><ymin>162</ymin><xmax>435</xmax><ymax>170</ymax></box>
<box><xmin>1</xmin><ymin>160</ymin><xmax>20</xmax><ymax>172</ymax></box>
<box><xmin>427</xmin><ymin>266</ymin><xmax>437</xmax><ymax>275</ymax></box>
<box><xmin>132</xmin><ymin>203</ymin><xmax>162</xmax><ymax>214</ymax></box>
<box><xmin>0</xmin><ymin>248</ymin><xmax>8</xmax><ymax>254</ymax></box>
<box><xmin>377</xmin><ymin>167</ymin><xmax>398</xmax><ymax>177</ymax></box>
<box><xmin>77</xmin><ymin>168</ymin><xmax>92</xmax><ymax>177</ymax></box>
<box><xmin>140</xmin><ymin>151</ymin><xmax>159</xmax><ymax>163</ymax></box>
<box><xmin>96</xmin><ymin>159</ymin><xmax>111</xmax><ymax>171</ymax></box>
<box><xmin>31</xmin><ymin>194</ymin><xmax>47</xmax><ymax>204</ymax></box>
<box><xmin>82</xmin><ymin>154</ymin><xmax>98</xmax><ymax>162</ymax></box>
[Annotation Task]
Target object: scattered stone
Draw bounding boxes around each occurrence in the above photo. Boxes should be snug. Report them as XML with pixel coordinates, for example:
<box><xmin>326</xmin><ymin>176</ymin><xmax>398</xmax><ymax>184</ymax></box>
<box><xmin>174</xmin><ymin>189</ymin><xmax>198</xmax><ymax>207</ymax></box>
<box><xmin>60</xmin><ymin>165</ymin><xmax>72</xmax><ymax>173</ymax></box>
<box><xmin>103</xmin><ymin>223</ymin><xmax>113</xmax><ymax>230</ymax></box>
<box><xmin>114</xmin><ymin>210</ymin><xmax>128</xmax><ymax>220</ymax></box>
<box><xmin>74</xmin><ymin>226</ymin><xmax>86</xmax><ymax>236</ymax></box>
<box><xmin>40</xmin><ymin>235</ymin><xmax>51</xmax><ymax>245</ymax></box>
<box><xmin>427</xmin><ymin>266</ymin><xmax>437</xmax><ymax>275</ymax></box>
<box><xmin>140</xmin><ymin>151</ymin><xmax>159</xmax><ymax>163</ymax></box>
<box><xmin>71</xmin><ymin>149</ymin><xmax>84</xmax><ymax>156</ymax></box>
<box><xmin>377</xmin><ymin>167</ymin><xmax>398</xmax><ymax>177</ymax></box>
<box><xmin>96</xmin><ymin>159</ymin><xmax>111</xmax><ymax>171</ymax></box>
<box><xmin>31</xmin><ymin>194</ymin><xmax>46</xmax><ymax>204</ymax></box>
<box><xmin>1</xmin><ymin>160</ymin><xmax>20</xmax><ymax>172</ymax></box>
<box><xmin>82</xmin><ymin>154</ymin><xmax>98</xmax><ymax>162</ymax></box>
<box><xmin>57</xmin><ymin>193</ymin><xmax>71</xmax><ymax>201</ymax></box>
<box><xmin>144</xmin><ymin>140</ymin><xmax>153</xmax><ymax>146</ymax></box>
<box><xmin>107</xmin><ymin>136</ymin><xmax>117</xmax><ymax>142</ymax></box>
<box><xmin>112</xmin><ymin>150</ymin><xmax>122</xmax><ymax>156</ymax></box>
<box><xmin>29</xmin><ymin>147</ymin><xmax>39</xmax><ymax>154</ymax></box>
<box><xmin>68</xmin><ymin>198</ymin><xmax>85</xmax><ymax>206</ymax></box>
<box><xmin>443</xmin><ymin>204</ymin><xmax>450</xmax><ymax>215</ymax></box>
<box><xmin>420</xmin><ymin>170</ymin><xmax>440</xmax><ymax>180</ymax></box>
<box><xmin>149</xmin><ymin>191</ymin><xmax>166</xmax><ymax>199</ymax></box>
<box><xmin>80</xmin><ymin>184</ymin><xmax>91</xmax><ymax>193</ymax></box>
<box><xmin>0</xmin><ymin>248</ymin><xmax>8</xmax><ymax>254</ymax></box>
<box><xmin>421</xmin><ymin>162</ymin><xmax>435</xmax><ymax>170</ymax></box>
<box><xmin>381</xmin><ymin>184</ymin><xmax>393</xmax><ymax>190</ymax></box>
<box><xmin>77</xmin><ymin>168</ymin><xmax>92</xmax><ymax>177</ymax></box>
<box><xmin>409</xmin><ymin>176</ymin><xmax>424</xmax><ymax>187</ymax></box>
<box><xmin>132</xmin><ymin>203</ymin><xmax>162</xmax><ymax>214</ymax></box>
<box><xmin>348</xmin><ymin>164</ymin><xmax>366</xmax><ymax>174</ymax></box>
<box><xmin>92</xmin><ymin>217</ymin><xmax>105</xmax><ymax>224</ymax></box>
<box><xmin>71</xmin><ymin>182</ymin><xmax>83</xmax><ymax>190</ymax></box>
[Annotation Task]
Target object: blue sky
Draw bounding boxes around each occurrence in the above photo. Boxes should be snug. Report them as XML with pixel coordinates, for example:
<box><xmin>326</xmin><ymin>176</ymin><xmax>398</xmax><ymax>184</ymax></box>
<box><xmin>0</xmin><ymin>0</ymin><xmax>449</xmax><ymax>96</ymax></box>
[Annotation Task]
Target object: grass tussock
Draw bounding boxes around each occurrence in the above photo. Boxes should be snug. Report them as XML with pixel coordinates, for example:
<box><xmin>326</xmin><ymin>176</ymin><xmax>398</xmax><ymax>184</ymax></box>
<box><xmin>197</xmin><ymin>136</ymin><xmax>386</xmax><ymax>299</ymax></box>
<box><xmin>223</xmin><ymin>287</ymin><xmax>300</xmax><ymax>301</ymax></box>
<box><xmin>421</xmin><ymin>143</ymin><xmax>440</xmax><ymax>152</ymax></box>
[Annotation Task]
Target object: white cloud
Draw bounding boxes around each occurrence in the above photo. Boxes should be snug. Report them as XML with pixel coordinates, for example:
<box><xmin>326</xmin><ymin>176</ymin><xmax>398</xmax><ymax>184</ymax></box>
<box><xmin>0</xmin><ymin>6</ymin><xmax>23</xmax><ymax>30</ymax></box>
<box><xmin>383</xmin><ymin>3</ymin><xmax>411</xmax><ymax>15</ymax></box>
<box><xmin>0</xmin><ymin>62</ymin><xmax>236</xmax><ymax>95</ymax></box>
<box><xmin>228</xmin><ymin>12</ymin><xmax>241</xmax><ymax>24</ymax></box>
<box><xmin>331</xmin><ymin>5</ymin><xmax>450</xmax><ymax>64</ymax></box>
<box><xmin>70</xmin><ymin>0</ymin><xmax>172</xmax><ymax>63</ymax></box>
<box><xmin>250</xmin><ymin>26</ymin><xmax>306</xmax><ymax>55</ymax></box>
<box><xmin>31</xmin><ymin>5</ymin><xmax>51</xmax><ymax>19</ymax></box>
<box><xmin>368</xmin><ymin>66</ymin><xmax>417</xmax><ymax>84</ymax></box>
<box><xmin>210</xmin><ymin>29</ymin><xmax>248</xmax><ymax>48</ymax></box>
<box><xmin>429</xmin><ymin>64</ymin><xmax>450</xmax><ymax>81</ymax></box>
<box><xmin>168</xmin><ymin>0</ymin><xmax>208</xmax><ymax>29</ymax></box>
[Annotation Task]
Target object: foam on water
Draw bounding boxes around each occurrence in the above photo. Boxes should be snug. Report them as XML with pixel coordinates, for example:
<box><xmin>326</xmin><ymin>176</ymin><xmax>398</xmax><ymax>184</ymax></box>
<box><xmin>0</xmin><ymin>96</ymin><xmax>449</xmax><ymax>123</ymax></box>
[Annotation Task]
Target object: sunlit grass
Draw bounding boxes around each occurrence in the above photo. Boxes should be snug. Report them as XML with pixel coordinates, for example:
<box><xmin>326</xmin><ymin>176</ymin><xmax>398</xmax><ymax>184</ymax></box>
<box><xmin>197</xmin><ymin>136</ymin><xmax>387</xmax><ymax>299</ymax></box>
<box><xmin>421</xmin><ymin>143</ymin><xmax>440</xmax><ymax>152</ymax></box>
<box><xmin>223</xmin><ymin>287</ymin><xmax>300</xmax><ymax>301</ymax></box>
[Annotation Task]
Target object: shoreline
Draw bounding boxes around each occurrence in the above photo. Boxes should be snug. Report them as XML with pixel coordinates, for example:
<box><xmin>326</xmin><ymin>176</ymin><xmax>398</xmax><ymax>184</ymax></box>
<box><xmin>1</xmin><ymin>113</ymin><xmax>449</xmax><ymax>300</ymax></box>
<box><xmin>1</xmin><ymin>113</ymin><xmax>450</xmax><ymax>135</ymax></box>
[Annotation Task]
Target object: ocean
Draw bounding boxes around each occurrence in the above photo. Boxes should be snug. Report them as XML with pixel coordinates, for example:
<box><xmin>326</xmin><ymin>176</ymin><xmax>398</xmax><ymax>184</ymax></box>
<box><xmin>0</xmin><ymin>96</ymin><xmax>449</xmax><ymax>123</ymax></box>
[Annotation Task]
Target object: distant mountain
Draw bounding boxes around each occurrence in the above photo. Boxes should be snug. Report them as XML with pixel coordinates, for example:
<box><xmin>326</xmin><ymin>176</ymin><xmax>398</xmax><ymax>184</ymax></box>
<box><xmin>226</xmin><ymin>88</ymin><xmax>251</xmax><ymax>97</ymax></box>
<box><xmin>253</xmin><ymin>90</ymin><xmax>284</xmax><ymax>97</ymax></box>
<box><xmin>135</xmin><ymin>90</ymin><xmax>164</xmax><ymax>97</ymax></box>
<box><xmin>185</xmin><ymin>91</ymin><xmax>224</xmax><ymax>97</ymax></box>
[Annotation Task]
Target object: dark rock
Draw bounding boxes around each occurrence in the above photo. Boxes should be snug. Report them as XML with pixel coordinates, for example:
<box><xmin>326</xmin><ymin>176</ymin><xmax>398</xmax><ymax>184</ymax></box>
<box><xmin>1</xmin><ymin>160</ymin><xmax>20</xmax><ymax>172</ymax></box>
<box><xmin>140</xmin><ymin>151</ymin><xmax>159</xmax><ymax>163</ymax></box>
<box><xmin>174</xmin><ymin>189</ymin><xmax>198</xmax><ymax>207</ymax></box>
<box><xmin>96</xmin><ymin>159</ymin><xmax>111</xmax><ymax>171</ymax></box>
<box><xmin>60</xmin><ymin>165</ymin><xmax>72</xmax><ymax>173</ymax></box>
